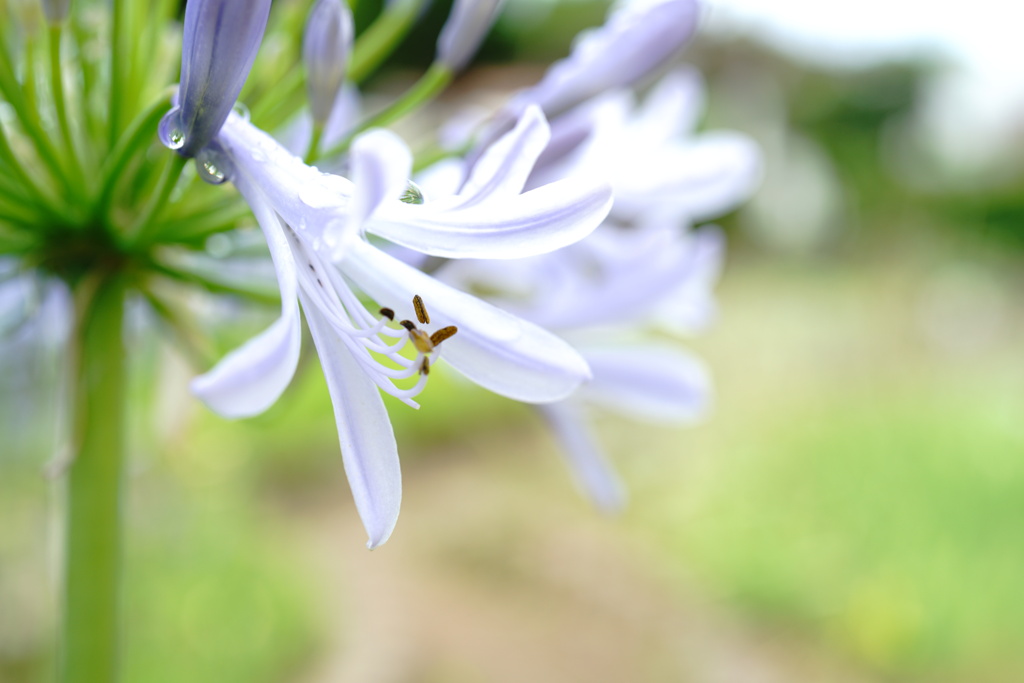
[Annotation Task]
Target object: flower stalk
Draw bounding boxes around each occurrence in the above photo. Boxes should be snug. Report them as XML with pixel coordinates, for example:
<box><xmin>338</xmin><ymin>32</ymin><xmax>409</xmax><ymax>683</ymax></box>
<box><xmin>60</xmin><ymin>273</ymin><xmax>128</xmax><ymax>683</ymax></box>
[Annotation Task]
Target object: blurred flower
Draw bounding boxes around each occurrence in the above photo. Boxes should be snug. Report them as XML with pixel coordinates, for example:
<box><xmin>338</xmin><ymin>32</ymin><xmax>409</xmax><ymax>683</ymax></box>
<box><xmin>40</xmin><ymin>0</ymin><xmax>71</xmax><ymax>24</ymax></box>
<box><xmin>433</xmin><ymin>58</ymin><xmax>759</xmax><ymax>509</ymax></box>
<box><xmin>303</xmin><ymin>0</ymin><xmax>354</xmax><ymax>127</ymax></box>
<box><xmin>436</xmin><ymin>0</ymin><xmax>506</xmax><ymax>71</ymax></box>
<box><xmin>159</xmin><ymin>0</ymin><xmax>273</xmax><ymax>158</ymax></box>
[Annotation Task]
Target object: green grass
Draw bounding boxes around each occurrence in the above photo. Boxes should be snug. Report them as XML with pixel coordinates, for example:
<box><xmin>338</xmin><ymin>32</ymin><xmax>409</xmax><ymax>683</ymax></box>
<box><xmin>638</xmin><ymin>251</ymin><xmax>1024</xmax><ymax>680</ymax></box>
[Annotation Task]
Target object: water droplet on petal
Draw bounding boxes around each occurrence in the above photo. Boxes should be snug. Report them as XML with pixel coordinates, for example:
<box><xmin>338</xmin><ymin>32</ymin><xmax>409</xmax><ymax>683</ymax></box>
<box><xmin>232</xmin><ymin>102</ymin><xmax>251</xmax><ymax>121</ymax></box>
<box><xmin>400</xmin><ymin>181</ymin><xmax>426</xmax><ymax>204</ymax></box>
<box><xmin>167</xmin><ymin>130</ymin><xmax>185</xmax><ymax>150</ymax></box>
<box><xmin>195</xmin><ymin>148</ymin><xmax>232</xmax><ymax>185</ymax></box>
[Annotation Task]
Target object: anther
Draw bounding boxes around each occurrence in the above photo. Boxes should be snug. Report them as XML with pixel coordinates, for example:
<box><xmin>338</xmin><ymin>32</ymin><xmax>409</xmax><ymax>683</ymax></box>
<box><xmin>413</xmin><ymin>294</ymin><xmax>430</xmax><ymax>325</ymax></box>
<box><xmin>430</xmin><ymin>325</ymin><xmax>458</xmax><ymax>346</ymax></box>
<box><xmin>409</xmin><ymin>329</ymin><xmax>434</xmax><ymax>353</ymax></box>
<box><xmin>420</xmin><ymin>357</ymin><xmax>430</xmax><ymax>375</ymax></box>
<box><xmin>399</xmin><ymin>320</ymin><xmax>417</xmax><ymax>331</ymax></box>
<box><xmin>379</xmin><ymin>307</ymin><xmax>395</xmax><ymax>321</ymax></box>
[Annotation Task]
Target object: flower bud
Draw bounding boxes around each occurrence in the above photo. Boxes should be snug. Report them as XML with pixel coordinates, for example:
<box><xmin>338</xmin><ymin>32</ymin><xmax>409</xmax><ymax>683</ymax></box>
<box><xmin>303</xmin><ymin>0</ymin><xmax>354</xmax><ymax>126</ymax></box>
<box><xmin>40</xmin><ymin>0</ymin><xmax>70</xmax><ymax>24</ymax></box>
<box><xmin>159</xmin><ymin>0</ymin><xmax>273</xmax><ymax>157</ymax></box>
<box><xmin>436</xmin><ymin>0</ymin><xmax>505</xmax><ymax>72</ymax></box>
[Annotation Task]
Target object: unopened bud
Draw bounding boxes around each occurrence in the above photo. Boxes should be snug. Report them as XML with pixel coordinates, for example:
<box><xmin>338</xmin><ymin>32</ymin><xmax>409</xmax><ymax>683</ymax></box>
<box><xmin>303</xmin><ymin>0</ymin><xmax>354</xmax><ymax>126</ymax></box>
<box><xmin>436</xmin><ymin>0</ymin><xmax>505</xmax><ymax>72</ymax></box>
<box><xmin>159</xmin><ymin>0</ymin><xmax>273</xmax><ymax>157</ymax></box>
<box><xmin>40</xmin><ymin>0</ymin><xmax>70</xmax><ymax>24</ymax></box>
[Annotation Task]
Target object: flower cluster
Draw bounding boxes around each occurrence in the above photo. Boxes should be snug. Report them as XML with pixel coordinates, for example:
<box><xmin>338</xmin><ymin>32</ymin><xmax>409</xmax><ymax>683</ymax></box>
<box><xmin>0</xmin><ymin>0</ymin><xmax>758</xmax><ymax>549</ymax></box>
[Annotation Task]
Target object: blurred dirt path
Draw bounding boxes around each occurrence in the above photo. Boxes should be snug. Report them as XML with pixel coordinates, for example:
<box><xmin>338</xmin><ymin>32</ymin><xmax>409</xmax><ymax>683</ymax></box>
<box><xmin>289</xmin><ymin>429</ymin><xmax>876</xmax><ymax>683</ymax></box>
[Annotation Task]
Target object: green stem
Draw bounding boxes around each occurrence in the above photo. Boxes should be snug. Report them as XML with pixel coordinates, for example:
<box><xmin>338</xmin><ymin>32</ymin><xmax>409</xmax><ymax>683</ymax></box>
<box><xmin>319</xmin><ymin>63</ymin><xmax>453</xmax><ymax>160</ymax></box>
<box><xmin>348</xmin><ymin>0</ymin><xmax>424</xmax><ymax>84</ymax></box>
<box><xmin>129</xmin><ymin>154</ymin><xmax>188</xmax><ymax>246</ymax></box>
<box><xmin>49</xmin><ymin>26</ymin><xmax>87</xmax><ymax>192</ymax></box>
<box><xmin>60</xmin><ymin>273</ymin><xmax>128</xmax><ymax>683</ymax></box>
<box><xmin>108</xmin><ymin>0</ymin><xmax>127</xmax><ymax>147</ymax></box>
<box><xmin>0</xmin><ymin>44</ymin><xmax>76</xmax><ymax>197</ymax></box>
<box><xmin>95</xmin><ymin>90</ymin><xmax>175</xmax><ymax>222</ymax></box>
<box><xmin>304</xmin><ymin>124</ymin><xmax>325</xmax><ymax>164</ymax></box>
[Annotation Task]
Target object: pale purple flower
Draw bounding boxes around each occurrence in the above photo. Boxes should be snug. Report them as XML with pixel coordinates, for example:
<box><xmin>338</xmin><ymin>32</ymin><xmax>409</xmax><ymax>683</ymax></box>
<box><xmin>528</xmin><ymin>69</ymin><xmax>763</xmax><ymax>225</ymax></box>
<box><xmin>188</xmin><ymin>107</ymin><xmax>611</xmax><ymax>546</ymax></box>
<box><xmin>159</xmin><ymin>0</ymin><xmax>273</xmax><ymax>157</ymax></box>
<box><xmin>304</xmin><ymin>0</ymin><xmax>354</xmax><ymax>126</ymax></box>
<box><xmin>431</xmin><ymin>62</ymin><xmax>758</xmax><ymax>511</ymax></box>
<box><xmin>436</xmin><ymin>0</ymin><xmax>506</xmax><ymax>71</ymax></box>
<box><xmin>440</xmin><ymin>223</ymin><xmax>723</xmax><ymax>511</ymax></box>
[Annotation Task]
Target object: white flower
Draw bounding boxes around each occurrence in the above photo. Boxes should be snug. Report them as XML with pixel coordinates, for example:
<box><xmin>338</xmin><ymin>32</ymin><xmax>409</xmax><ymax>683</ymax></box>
<box><xmin>191</xmin><ymin>106</ymin><xmax>612</xmax><ymax>547</ymax></box>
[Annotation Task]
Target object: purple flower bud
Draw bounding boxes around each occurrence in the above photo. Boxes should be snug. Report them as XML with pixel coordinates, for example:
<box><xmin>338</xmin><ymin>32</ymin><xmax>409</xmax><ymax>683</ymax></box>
<box><xmin>159</xmin><ymin>0</ymin><xmax>273</xmax><ymax>157</ymax></box>
<box><xmin>436</xmin><ymin>0</ymin><xmax>505</xmax><ymax>71</ymax></box>
<box><xmin>303</xmin><ymin>0</ymin><xmax>354</xmax><ymax>126</ymax></box>
<box><xmin>41</xmin><ymin>0</ymin><xmax>71</xmax><ymax>24</ymax></box>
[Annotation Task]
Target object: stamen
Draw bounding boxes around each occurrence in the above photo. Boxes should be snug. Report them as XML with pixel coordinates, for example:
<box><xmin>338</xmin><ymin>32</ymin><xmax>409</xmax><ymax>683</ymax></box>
<box><xmin>379</xmin><ymin>307</ymin><xmax>395</xmax><ymax>320</ymax></box>
<box><xmin>430</xmin><ymin>325</ymin><xmax>458</xmax><ymax>346</ymax></box>
<box><xmin>413</xmin><ymin>294</ymin><xmax>430</xmax><ymax>325</ymax></box>
<box><xmin>399</xmin><ymin>320</ymin><xmax>417</xmax><ymax>331</ymax></box>
<box><xmin>408</xmin><ymin>328</ymin><xmax>434</xmax><ymax>354</ymax></box>
<box><xmin>420</xmin><ymin>357</ymin><xmax>430</xmax><ymax>375</ymax></box>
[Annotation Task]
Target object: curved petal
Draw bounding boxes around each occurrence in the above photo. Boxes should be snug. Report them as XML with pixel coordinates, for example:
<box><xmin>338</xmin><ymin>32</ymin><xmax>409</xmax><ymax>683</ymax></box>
<box><xmin>578</xmin><ymin>344</ymin><xmax>711</xmax><ymax>423</ymax></box>
<box><xmin>190</xmin><ymin>182</ymin><xmax>301</xmax><ymax>418</ymax></box>
<box><xmin>350</xmin><ymin>128</ymin><xmax>413</xmax><ymax>227</ymax></box>
<box><xmin>506</xmin><ymin>0</ymin><xmax>698</xmax><ymax>117</ymax></box>
<box><xmin>538</xmin><ymin>401</ymin><xmax>626</xmax><ymax>512</ymax></box>
<box><xmin>302</xmin><ymin>292</ymin><xmax>401</xmax><ymax>549</ymax></box>
<box><xmin>341</xmin><ymin>240</ymin><xmax>591</xmax><ymax>403</ymax></box>
<box><xmin>455</xmin><ymin>105</ymin><xmax>550</xmax><ymax>208</ymax></box>
<box><xmin>613</xmin><ymin>132</ymin><xmax>763</xmax><ymax>222</ymax></box>
<box><xmin>368</xmin><ymin>177</ymin><xmax>612</xmax><ymax>259</ymax></box>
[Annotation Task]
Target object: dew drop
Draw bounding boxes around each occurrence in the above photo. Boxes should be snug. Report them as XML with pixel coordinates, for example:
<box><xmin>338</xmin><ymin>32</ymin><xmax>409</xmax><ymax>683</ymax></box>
<box><xmin>167</xmin><ymin>130</ymin><xmax>185</xmax><ymax>150</ymax></box>
<box><xmin>400</xmin><ymin>181</ymin><xmax>425</xmax><ymax>205</ymax></box>
<box><xmin>200</xmin><ymin>160</ymin><xmax>227</xmax><ymax>184</ymax></box>
<box><xmin>232</xmin><ymin>102</ymin><xmax>251</xmax><ymax>121</ymax></box>
<box><xmin>196</xmin><ymin>148</ymin><xmax>232</xmax><ymax>185</ymax></box>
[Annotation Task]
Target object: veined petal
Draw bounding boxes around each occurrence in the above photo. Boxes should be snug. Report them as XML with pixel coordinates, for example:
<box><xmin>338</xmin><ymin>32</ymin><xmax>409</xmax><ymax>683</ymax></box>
<box><xmin>538</xmin><ymin>401</ymin><xmax>626</xmax><ymax>512</ymax></box>
<box><xmin>302</xmin><ymin>292</ymin><xmax>401</xmax><ymax>549</ymax></box>
<box><xmin>368</xmin><ymin>177</ymin><xmax>612</xmax><ymax>259</ymax></box>
<box><xmin>341</xmin><ymin>240</ymin><xmax>592</xmax><ymax>403</ymax></box>
<box><xmin>577</xmin><ymin>345</ymin><xmax>711</xmax><ymax>423</ymax></box>
<box><xmin>190</xmin><ymin>183</ymin><xmax>301</xmax><ymax>418</ymax></box>
<box><xmin>455</xmin><ymin>105</ymin><xmax>550</xmax><ymax>208</ymax></box>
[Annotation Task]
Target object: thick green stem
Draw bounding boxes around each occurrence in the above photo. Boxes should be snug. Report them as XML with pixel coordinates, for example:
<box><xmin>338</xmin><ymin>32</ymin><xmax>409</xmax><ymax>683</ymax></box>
<box><xmin>60</xmin><ymin>274</ymin><xmax>128</xmax><ymax>683</ymax></box>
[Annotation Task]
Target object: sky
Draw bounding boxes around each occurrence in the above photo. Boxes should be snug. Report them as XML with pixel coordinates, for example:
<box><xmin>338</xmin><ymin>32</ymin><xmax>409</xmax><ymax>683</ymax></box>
<box><xmin>701</xmin><ymin>0</ymin><xmax>1024</xmax><ymax>171</ymax></box>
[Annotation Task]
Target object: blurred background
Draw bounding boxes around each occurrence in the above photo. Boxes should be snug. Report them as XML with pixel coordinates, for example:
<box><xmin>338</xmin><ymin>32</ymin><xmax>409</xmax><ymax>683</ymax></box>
<box><xmin>3</xmin><ymin>0</ymin><xmax>1024</xmax><ymax>681</ymax></box>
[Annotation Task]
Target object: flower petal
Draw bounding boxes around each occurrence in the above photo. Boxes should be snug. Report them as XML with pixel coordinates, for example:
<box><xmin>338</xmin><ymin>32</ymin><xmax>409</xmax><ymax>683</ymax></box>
<box><xmin>368</xmin><ymin>176</ymin><xmax>612</xmax><ymax>259</ymax></box>
<box><xmin>302</xmin><ymin>292</ymin><xmax>401</xmax><ymax>549</ymax></box>
<box><xmin>341</xmin><ymin>240</ymin><xmax>592</xmax><ymax>403</ymax></box>
<box><xmin>455</xmin><ymin>105</ymin><xmax>551</xmax><ymax>208</ymax></box>
<box><xmin>350</xmin><ymin>128</ymin><xmax>413</xmax><ymax>227</ymax></box>
<box><xmin>190</xmin><ymin>183</ymin><xmax>301</xmax><ymax>418</ymax></box>
<box><xmin>538</xmin><ymin>401</ymin><xmax>626</xmax><ymax>512</ymax></box>
<box><xmin>577</xmin><ymin>344</ymin><xmax>711</xmax><ymax>422</ymax></box>
<box><xmin>507</xmin><ymin>0</ymin><xmax>698</xmax><ymax>117</ymax></box>
<box><xmin>613</xmin><ymin>132</ymin><xmax>763</xmax><ymax>223</ymax></box>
